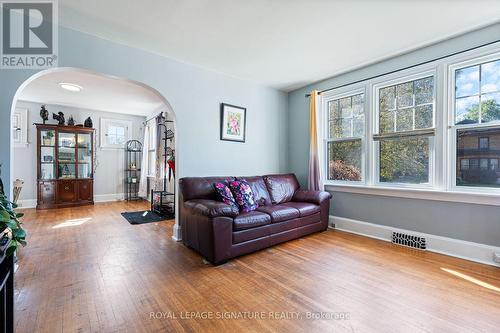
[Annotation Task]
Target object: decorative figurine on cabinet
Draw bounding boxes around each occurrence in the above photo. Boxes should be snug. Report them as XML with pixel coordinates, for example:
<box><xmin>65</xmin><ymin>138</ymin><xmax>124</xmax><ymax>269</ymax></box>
<box><xmin>40</xmin><ymin>105</ymin><xmax>49</xmax><ymax>124</ymax></box>
<box><xmin>84</xmin><ymin>117</ymin><xmax>93</xmax><ymax>128</ymax></box>
<box><xmin>67</xmin><ymin>115</ymin><xmax>75</xmax><ymax>126</ymax></box>
<box><xmin>53</xmin><ymin>112</ymin><xmax>65</xmax><ymax>125</ymax></box>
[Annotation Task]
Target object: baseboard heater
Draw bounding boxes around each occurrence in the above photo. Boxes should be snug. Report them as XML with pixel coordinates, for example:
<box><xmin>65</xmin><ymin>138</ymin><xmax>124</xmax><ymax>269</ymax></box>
<box><xmin>392</xmin><ymin>231</ymin><xmax>427</xmax><ymax>250</ymax></box>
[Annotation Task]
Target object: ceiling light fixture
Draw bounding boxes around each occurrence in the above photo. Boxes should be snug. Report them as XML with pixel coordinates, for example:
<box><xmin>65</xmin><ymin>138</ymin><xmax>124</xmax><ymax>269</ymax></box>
<box><xmin>59</xmin><ymin>82</ymin><xmax>83</xmax><ymax>92</ymax></box>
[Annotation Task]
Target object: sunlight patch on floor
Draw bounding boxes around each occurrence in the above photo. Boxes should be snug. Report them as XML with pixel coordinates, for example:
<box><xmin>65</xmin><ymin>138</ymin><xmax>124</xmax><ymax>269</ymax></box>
<box><xmin>52</xmin><ymin>217</ymin><xmax>92</xmax><ymax>229</ymax></box>
<box><xmin>441</xmin><ymin>267</ymin><xmax>500</xmax><ymax>292</ymax></box>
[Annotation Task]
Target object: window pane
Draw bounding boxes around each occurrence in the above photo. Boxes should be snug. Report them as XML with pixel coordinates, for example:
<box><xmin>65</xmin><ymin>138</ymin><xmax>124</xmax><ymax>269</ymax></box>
<box><xmin>490</xmin><ymin>159</ymin><xmax>499</xmax><ymax>172</ymax></box>
<box><xmin>341</xmin><ymin>118</ymin><xmax>352</xmax><ymax>137</ymax></box>
<box><xmin>396</xmin><ymin>108</ymin><xmax>413</xmax><ymax>132</ymax></box>
<box><xmin>328</xmin><ymin>93</ymin><xmax>364</xmax><ymax>139</ymax></box>
<box><xmin>481</xmin><ymin>60</ymin><xmax>500</xmax><ymax>94</ymax></box>
<box><xmin>415</xmin><ymin>77</ymin><xmax>433</xmax><ymax>105</ymax></box>
<box><xmin>455</xmin><ymin>65</ymin><xmax>479</xmax><ymax>98</ymax></box>
<box><xmin>329</xmin><ymin>100</ymin><xmax>339</xmax><ymax>120</ymax></box>
<box><xmin>415</xmin><ymin>105</ymin><xmax>433</xmax><ymax>129</ymax></box>
<box><xmin>353</xmin><ymin>116</ymin><xmax>364</xmax><ymax>137</ymax></box>
<box><xmin>479</xmin><ymin>137</ymin><xmax>489</xmax><ymax>149</ymax></box>
<box><xmin>379</xmin><ymin>137</ymin><xmax>429</xmax><ymax>184</ymax></box>
<box><xmin>328</xmin><ymin>140</ymin><xmax>362</xmax><ymax>181</ymax></box>
<box><xmin>380</xmin><ymin>86</ymin><xmax>395</xmax><ymax>111</ymax></box>
<box><xmin>340</xmin><ymin>97</ymin><xmax>352</xmax><ymax>118</ymax></box>
<box><xmin>396</xmin><ymin>82</ymin><xmax>413</xmax><ymax>108</ymax></box>
<box><xmin>480</xmin><ymin>92</ymin><xmax>500</xmax><ymax>123</ymax></box>
<box><xmin>379</xmin><ymin>110</ymin><xmax>394</xmax><ymax>134</ymax></box>
<box><xmin>352</xmin><ymin>94</ymin><xmax>364</xmax><ymax>115</ymax></box>
<box><xmin>456</xmin><ymin>128</ymin><xmax>500</xmax><ymax>188</ymax></box>
<box><xmin>460</xmin><ymin>159</ymin><xmax>469</xmax><ymax>170</ymax></box>
<box><xmin>455</xmin><ymin>96</ymin><xmax>479</xmax><ymax>124</ymax></box>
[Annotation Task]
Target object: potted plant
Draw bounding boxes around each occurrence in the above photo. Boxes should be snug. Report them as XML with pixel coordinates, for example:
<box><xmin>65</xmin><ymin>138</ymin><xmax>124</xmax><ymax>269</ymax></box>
<box><xmin>0</xmin><ymin>192</ymin><xmax>27</xmax><ymax>257</ymax></box>
<box><xmin>43</xmin><ymin>131</ymin><xmax>54</xmax><ymax>146</ymax></box>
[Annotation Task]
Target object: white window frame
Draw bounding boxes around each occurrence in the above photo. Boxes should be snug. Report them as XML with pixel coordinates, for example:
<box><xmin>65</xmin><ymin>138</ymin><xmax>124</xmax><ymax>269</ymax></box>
<box><xmin>100</xmin><ymin>118</ymin><xmax>132</xmax><ymax>149</ymax></box>
<box><xmin>447</xmin><ymin>50</ymin><xmax>500</xmax><ymax>195</ymax></box>
<box><xmin>321</xmin><ymin>43</ymin><xmax>500</xmax><ymax>206</ymax></box>
<box><xmin>12</xmin><ymin>107</ymin><xmax>28</xmax><ymax>147</ymax></box>
<box><xmin>372</xmin><ymin>69</ymin><xmax>437</xmax><ymax>189</ymax></box>
<box><xmin>146</xmin><ymin>120</ymin><xmax>157</xmax><ymax>178</ymax></box>
<box><xmin>322</xmin><ymin>86</ymin><xmax>367</xmax><ymax>186</ymax></box>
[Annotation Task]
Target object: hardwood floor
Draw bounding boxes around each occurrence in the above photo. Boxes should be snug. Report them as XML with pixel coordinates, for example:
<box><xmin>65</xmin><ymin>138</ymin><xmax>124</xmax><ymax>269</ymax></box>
<box><xmin>14</xmin><ymin>201</ymin><xmax>500</xmax><ymax>332</ymax></box>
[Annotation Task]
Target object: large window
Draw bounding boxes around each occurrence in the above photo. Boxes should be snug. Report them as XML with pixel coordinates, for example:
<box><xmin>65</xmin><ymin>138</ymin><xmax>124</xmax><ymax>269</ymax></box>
<box><xmin>322</xmin><ymin>48</ymin><xmax>500</xmax><ymax>201</ymax></box>
<box><xmin>453</xmin><ymin>58</ymin><xmax>500</xmax><ymax>189</ymax></box>
<box><xmin>325</xmin><ymin>92</ymin><xmax>364</xmax><ymax>182</ymax></box>
<box><xmin>375</xmin><ymin>75</ymin><xmax>435</xmax><ymax>185</ymax></box>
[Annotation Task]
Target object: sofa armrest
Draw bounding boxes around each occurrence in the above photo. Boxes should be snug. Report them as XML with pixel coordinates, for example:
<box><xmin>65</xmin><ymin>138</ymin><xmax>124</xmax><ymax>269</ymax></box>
<box><xmin>184</xmin><ymin>199</ymin><xmax>239</xmax><ymax>218</ymax></box>
<box><xmin>292</xmin><ymin>190</ymin><xmax>332</xmax><ymax>205</ymax></box>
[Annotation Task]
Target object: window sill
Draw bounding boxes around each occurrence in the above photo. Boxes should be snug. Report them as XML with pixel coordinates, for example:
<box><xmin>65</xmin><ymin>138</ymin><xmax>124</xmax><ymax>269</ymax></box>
<box><xmin>325</xmin><ymin>183</ymin><xmax>500</xmax><ymax>206</ymax></box>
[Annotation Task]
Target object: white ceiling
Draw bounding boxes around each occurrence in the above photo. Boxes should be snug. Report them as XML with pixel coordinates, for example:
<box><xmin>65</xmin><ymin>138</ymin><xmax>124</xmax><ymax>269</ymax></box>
<box><xmin>59</xmin><ymin>0</ymin><xmax>500</xmax><ymax>91</ymax></box>
<box><xmin>18</xmin><ymin>69</ymin><xmax>166</xmax><ymax>116</ymax></box>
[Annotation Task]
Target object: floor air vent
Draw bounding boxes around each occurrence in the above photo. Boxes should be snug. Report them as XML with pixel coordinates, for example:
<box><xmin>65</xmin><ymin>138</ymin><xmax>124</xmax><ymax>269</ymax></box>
<box><xmin>391</xmin><ymin>232</ymin><xmax>426</xmax><ymax>250</ymax></box>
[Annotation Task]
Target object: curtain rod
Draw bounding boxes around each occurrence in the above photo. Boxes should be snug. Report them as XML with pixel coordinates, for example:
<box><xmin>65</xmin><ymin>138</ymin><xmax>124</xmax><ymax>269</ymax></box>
<box><xmin>305</xmin><ymin>39</ymin><xmax>500</xmax><ymax>98</ymax></box>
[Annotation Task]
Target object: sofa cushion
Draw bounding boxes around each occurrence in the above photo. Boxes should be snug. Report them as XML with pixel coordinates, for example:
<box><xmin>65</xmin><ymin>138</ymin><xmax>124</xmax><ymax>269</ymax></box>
<box><xmin>233</xmin><ymin>211</ymin><xmax>271</xmax><ymax>231</ymax></box>
<box><xmin>227</xmin><ymin>180</ymin><xmax>258</xmax><ymax>213</ymax></box>
<box><xmin>180</xmin><ymin>177</ymin><xmax>235</xmax><ymax>201</ymax></box>
<box><xmin>213</xmin><ymin>182</ymin><xmax>238</xmax><ymax>210</ymax></box>
<box><xmin>184</xmin><ymin>199</ymin><xmax>239</xmax><ymax>218</ymax></box>
<box><xmin>264</xmin><ymin>174</ymin><xmax>300</xmax><ymax>204</ymax></box>
<box><xmin>236</xmin><ymin>176</ymin><xmax>272</xmax><ymax>207</ymax></box>
<box><xmin>281</xmin><ymin>202</ymin><xmax>320</xmax><ymax>217</ymax></box>
<box><xmin>256</xmin><ymin>204</ymin><xmax>300</xmax><ymax>223</ymax></box>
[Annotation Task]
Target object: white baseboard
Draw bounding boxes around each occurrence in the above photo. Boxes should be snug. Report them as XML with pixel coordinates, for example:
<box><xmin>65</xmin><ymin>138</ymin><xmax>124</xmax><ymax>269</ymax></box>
<box><xmin>16</xmin><ymin>199</ymin><xmax>37</xmax><ymax>209</ymax></box>
<box><xmin>16</xmin><ymin>193</ymin><xmax>128</xmax><ymax>208</ymax></box>
<box><xmin>330</xmin><ymin>215</ymin><xmax>500</xmax><ymax>267</ymax></box>
<box><xmin>94</xmin><ymin>193</ymin><xmax>125</xmax><ymax>202</ymax></box>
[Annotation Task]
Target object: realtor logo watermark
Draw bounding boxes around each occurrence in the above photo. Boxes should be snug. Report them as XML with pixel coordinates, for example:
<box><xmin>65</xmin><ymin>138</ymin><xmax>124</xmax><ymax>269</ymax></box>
<box><xmin>1</xmin><ymin>0</ymin><xmax>58</xmax><ymax>68</ymax></box>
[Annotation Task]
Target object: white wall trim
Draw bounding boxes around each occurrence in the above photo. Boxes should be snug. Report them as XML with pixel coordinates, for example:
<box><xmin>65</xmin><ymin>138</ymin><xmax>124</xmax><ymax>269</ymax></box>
<box><xmin>16</xmin><ymin>199</ymin><xmax>37</xmax><ymax>209</ymax></box>
<box><xmin>16</xmin><ymin>193</ymin><xmax>126</xmax><ymax>208</ymax></box>
<box><xmin>330</xmin><ymin>215</ymin><xmax>500</xmax><ymax>267</ymax></box>
<box><xmin>326</xmin><ymin>184</ymin><xmax>500</xmax><ymax>206</ymax></box>
<box><xmin>94</xmin><ymin>193</ymin><xmax>125</xmax><ymax>202</ymax></box>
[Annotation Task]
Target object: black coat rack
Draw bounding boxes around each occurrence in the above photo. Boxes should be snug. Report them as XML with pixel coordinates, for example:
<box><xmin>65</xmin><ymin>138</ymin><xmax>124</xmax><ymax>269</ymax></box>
<box><xmin>151</xmin><ymin>116</ymin><xmax>175</xmax><ymax>218</ymax></box>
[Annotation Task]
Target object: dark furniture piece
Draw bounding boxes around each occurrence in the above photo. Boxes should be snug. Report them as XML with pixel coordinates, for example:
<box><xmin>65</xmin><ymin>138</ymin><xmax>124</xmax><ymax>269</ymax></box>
<box><xmin>0</xmin><ymin>234</ymin><xmax>14</xmax><ymax>333</ymax></box>
<box><xmin>179</xmin><ymin>174</ymin><xmax>332</xmax><ymax>265</ymax></box>
<box><xmin>125</xmin><ymin>140</ymin><xmax>142</xmax><ymax>201</ymax></box>
<box><xmin>151</xmin><ymin>118</ymin><xmax>175</xmax><ymax>218</ymax></box>
<box><xmin>35</xmin><ymin>124</ymin><xmax>95</xmax><ymax>209</ymax></box>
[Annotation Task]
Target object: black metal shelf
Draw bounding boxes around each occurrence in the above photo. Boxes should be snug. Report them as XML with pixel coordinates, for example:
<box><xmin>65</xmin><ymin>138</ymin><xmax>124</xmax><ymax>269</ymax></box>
<box><xmin>125</xmin><ymin>140</ymin><xmax>142</xmax><ymax>201</ymax></box>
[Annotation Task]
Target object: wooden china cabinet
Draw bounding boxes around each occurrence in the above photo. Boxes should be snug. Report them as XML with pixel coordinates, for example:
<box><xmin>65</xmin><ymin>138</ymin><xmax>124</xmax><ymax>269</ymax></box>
<box><xmin>36</xmin><ymin>124</ymin><xmax>95</xmax><ymax>209</ymax></box>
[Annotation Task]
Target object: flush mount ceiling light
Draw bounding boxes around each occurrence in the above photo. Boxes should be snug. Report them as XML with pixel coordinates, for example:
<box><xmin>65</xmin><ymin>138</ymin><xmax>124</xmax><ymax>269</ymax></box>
<box><xmin>59</xmin><ymin>82</ymin><xmax>83</xmax><ymax>92</ymax></box>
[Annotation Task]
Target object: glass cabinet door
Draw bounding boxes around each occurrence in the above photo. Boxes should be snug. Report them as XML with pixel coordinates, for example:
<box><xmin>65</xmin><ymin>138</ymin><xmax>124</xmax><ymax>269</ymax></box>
<box><xmin>40</xmin><ymin>129</ymin><xmax>56</xmax><ymax>179</ymax></box>
<box><xmin>77</xmin><ymin>133</ymin><xmax>92</xmax><ymax>179</ymax></box>
<box><xmin>58</xmin><ymin>132</ymin><xmax>76</xmax><ymax>179</ymax></box>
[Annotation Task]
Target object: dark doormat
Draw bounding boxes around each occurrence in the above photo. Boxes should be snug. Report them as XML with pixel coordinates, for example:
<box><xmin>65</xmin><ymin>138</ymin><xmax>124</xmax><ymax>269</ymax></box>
<box><xmin>121</xmin><ymin>211</ymin><xmax>166</xmax><ymax>225</ymax></box>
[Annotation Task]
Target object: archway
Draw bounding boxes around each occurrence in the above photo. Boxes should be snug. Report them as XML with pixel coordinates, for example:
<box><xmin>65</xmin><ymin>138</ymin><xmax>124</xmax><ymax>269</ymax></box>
<box><xmin>9</xmin><ymin>67</ymin><xmax>181</xmax><ymax>240</ymax></box>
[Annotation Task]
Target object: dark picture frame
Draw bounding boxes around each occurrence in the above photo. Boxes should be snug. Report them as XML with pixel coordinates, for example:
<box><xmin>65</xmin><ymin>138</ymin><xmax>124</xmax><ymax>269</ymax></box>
<box><xmin>220</xmin><ymin>103</ymin><xmax>246</xmax><ymax>142</ymax></box>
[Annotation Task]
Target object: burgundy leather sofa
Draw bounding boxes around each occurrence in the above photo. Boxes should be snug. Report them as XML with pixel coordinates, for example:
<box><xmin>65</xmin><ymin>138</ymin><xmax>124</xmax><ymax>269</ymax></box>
<box><xmin>179</xmin><ymin>174</ymin><xmax>332</xmax><ymax>265</ymax></box>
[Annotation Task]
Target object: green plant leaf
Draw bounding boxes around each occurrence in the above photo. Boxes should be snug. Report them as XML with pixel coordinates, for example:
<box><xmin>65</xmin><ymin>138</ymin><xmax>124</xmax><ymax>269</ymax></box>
<box><xmin>0</xmin><ymin>210</ymin><xmax>10</xmax><ymax>222</ymax></box>
<box><xmin>16</xmin><ymin>212</ymin><xmax>24</xmax><ymax>218</ymax></box>
<box><xmin>18</xmin><ymin>239</ymin><xmax>27</xmax><ymax>246</ymax></box>
<box><xmin>12</xmin><ymin>228</ymin><xmax>26</xmax><ymax>238</ymax></box>
<box><xmin>6</xmin><ymin>242</ymin><xmax>16</xmax><ymax>257</ymax></box>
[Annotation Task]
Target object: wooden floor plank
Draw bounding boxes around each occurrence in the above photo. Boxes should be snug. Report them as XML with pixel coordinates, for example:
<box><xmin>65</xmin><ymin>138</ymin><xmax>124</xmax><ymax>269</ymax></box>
<box><xmin>14</xmin><ymin>201</ymin><xmax>500</xmax><ymax>333</ymax></box>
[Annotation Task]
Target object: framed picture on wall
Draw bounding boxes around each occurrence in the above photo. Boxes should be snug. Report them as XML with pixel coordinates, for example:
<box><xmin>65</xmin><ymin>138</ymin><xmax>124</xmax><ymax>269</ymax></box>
<box><xmin>220</xmin><ymin>103</ymin><xmax>246</xmax><ymax>143</ymax></box>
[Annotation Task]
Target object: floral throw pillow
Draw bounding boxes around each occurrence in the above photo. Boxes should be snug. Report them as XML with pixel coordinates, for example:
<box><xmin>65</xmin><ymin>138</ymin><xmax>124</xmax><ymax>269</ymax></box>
<box><xmin>227</xmin><ymin>180</ymin><xmax>258</xmax><ymax>213</ymax></box>
<box><xmin>213</xmin><ymin>182</ymin><xmax>238</xmax><ymax>210</ymax></box>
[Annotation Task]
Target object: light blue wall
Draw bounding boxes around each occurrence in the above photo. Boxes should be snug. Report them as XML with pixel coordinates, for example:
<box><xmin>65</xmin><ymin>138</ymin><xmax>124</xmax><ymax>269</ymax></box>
<box><xmin>0</xmin><ymin>27</ymin><xmax>288</xmax><ymax>196</ymax></box>
<box><xmin>287</xmin><ymin>23</ymin><xmax>500</xmax><ymax>246</ymax></box>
